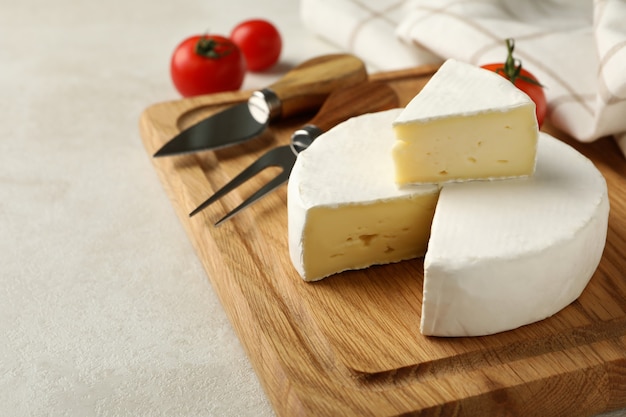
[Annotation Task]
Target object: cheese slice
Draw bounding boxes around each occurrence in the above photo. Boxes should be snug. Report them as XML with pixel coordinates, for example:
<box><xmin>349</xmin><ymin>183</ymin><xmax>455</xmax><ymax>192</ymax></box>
<box><xmin>288</xmin><ymin>109</ymin><xmax>608</xmax><ymax>337</ymax></box>
<box><xmin>422</xmin><ymin>133</ymin><xmax>609</xmax><ymax>336</ymax></box>
<box><xmin>392</xmin><ymin>59</ymin><xmax>539</xmax><ymax>184</ymax></box>
<box><xmin>288</xmin><ymin>109</ymin><xmax>440</xmax><ymax>282</ymax></box>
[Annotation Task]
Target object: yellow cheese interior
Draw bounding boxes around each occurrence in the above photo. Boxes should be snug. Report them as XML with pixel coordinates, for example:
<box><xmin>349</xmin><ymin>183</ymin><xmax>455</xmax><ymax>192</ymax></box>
<box><xmin>392</xmin><ymin>107</ymin><xmax>537</xmax><ymax>184</ymax></box>
<box><xmin>302</xmin><ymin>192</ymin><xmax>439</xmax><ymax>281</ymax></box>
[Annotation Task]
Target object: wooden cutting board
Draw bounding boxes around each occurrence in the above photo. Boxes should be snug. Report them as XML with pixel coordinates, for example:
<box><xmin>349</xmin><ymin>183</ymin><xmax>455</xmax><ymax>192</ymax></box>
<box><xmin>139</xmin><ymin>65</ymin><xmax>626</xmax><ymax>417</ymax></box>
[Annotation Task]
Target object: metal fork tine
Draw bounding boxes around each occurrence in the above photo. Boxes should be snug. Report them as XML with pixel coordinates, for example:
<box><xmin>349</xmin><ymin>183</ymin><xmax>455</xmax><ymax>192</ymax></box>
<box><xmin>189</xmin><ymin>146</ymin><xmax>291</xmax><ymax>217</ymax></box>
<box><xmin>190</xmin><ymin>145</ymin><xmax>297</xmax><ymax>221</ymax></box>
<box><xmin>214</xmin><ymin>167</ymin><xmax>293</xmax><ymax>227</ymax></box>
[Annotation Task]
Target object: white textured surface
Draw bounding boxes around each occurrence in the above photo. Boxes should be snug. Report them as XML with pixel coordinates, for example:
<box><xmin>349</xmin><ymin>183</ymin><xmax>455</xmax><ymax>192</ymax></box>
<box><xmin>0</xmin><ymin>0</ymin><xmax>338</xmax><ymax>416</ymax></box>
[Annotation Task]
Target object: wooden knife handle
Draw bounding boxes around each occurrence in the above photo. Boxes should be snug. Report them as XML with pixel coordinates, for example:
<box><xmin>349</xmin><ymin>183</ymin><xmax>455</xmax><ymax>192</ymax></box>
<box><xmin>268</xmin><ymin>54</ymin><xmax>368</xmax><ymax>119</ymax></box>
<box><xmin>307</xmin><ymin>81</ymin><xmax>399</xmax><ymax>133</ymax></box>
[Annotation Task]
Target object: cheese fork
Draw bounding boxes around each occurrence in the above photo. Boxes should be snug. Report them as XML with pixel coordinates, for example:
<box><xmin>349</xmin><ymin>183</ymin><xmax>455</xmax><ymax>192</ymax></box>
<box><xmin>189</xmin><ymin>81</ymin><xmax>399</xmax><ymax>226</ymax></box>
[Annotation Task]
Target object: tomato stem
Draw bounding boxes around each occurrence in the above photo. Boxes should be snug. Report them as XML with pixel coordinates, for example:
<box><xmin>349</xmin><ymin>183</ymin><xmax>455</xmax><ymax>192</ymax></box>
<box><xmin>497</xmin><ymin>38</ymin><xmax>543</xmax><ymax>87</ymax></box>
<box><xmin>195</xmin><ymin>35</ymin><xmax>233</xmax><ymax>59</ymax></box>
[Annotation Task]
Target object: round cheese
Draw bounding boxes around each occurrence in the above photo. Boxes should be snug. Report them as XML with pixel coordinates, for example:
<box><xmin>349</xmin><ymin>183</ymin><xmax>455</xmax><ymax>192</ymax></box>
<box><xmin>288</xmin><ymin>109</ymin><xmax>609</xmax><ymax>337</ymax></box>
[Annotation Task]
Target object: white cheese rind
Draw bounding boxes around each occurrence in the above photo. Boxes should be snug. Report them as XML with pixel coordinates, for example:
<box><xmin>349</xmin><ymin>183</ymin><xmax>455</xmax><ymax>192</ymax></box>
<box><xmin>421</xmin><ymin>133</ymin><xmax>609</xmax><ymax>337</ymax></box>
<box><xmin>288</xmin><ymin>109</ymin><xmax>439</xmax><ymax>281</ymax></box>
<box><xmin>394</xmin><ymin>59</ymin><xmax>536</xmax><ymax>123</ymax></box>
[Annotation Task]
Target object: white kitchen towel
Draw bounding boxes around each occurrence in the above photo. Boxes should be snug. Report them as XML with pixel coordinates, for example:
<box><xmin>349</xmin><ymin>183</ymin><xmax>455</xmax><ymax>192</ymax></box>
<box><xmin>300</xmin><ymin>0</ymin><xmax>626</xmax><ymax>157</ymax></box>
<box><xmin>299</xmin><ymin>0</ymin><xmax>441</xmax><ymax>70</ymax></box>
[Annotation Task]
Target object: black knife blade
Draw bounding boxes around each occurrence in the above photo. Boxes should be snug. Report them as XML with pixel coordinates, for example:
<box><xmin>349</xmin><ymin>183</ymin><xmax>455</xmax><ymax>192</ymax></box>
<box><xmin>153</xmin><ymin>54</ymin><xmax>367</xmax><ymax>157</ymax></box>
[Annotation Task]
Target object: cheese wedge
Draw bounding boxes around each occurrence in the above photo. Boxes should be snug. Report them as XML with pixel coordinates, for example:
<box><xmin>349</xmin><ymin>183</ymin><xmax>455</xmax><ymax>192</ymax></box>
<box><xmin>422</xmin><ymin>134</ymin><xmax>609</xmax><ymax>336</ymax></box>
<box><xmin>392</xmin><ymin>59</ymin><xmax>539</xmax><ymax>184</ymax></box>
<box><xmin>288</xmin><ymin>109</ymin><xmax>609</xmax><ymax>337</ymax></box>
<box><xmin>288</xmin><ymin>110</ymin><xmax>440</xmax><ymax>281</ymax></box>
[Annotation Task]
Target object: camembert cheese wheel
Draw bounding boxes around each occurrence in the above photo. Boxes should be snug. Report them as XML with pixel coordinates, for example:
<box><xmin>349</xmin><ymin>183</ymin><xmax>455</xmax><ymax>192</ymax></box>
<box><xmin>392</xmin><ymin>59</ymin><xmax>539</xmax><ymax>184</ymax></box>
<box><xmin>288</xmin><ymin>109</ymin><xmax>609</xmax><ymax>337</ymax></box>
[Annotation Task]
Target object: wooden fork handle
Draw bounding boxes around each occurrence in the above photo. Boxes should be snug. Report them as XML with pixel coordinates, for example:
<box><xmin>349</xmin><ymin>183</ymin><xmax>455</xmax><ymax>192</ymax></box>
<box><xmin>307</xmin><ymin>81</ymin><xmax>400</xmax><ymax>133</ymax></box>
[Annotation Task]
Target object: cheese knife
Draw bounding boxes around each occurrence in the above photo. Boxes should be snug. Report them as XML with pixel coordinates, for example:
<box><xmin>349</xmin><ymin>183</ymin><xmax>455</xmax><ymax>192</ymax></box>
<box><xmin>153</xmin><ymin>54</ymin><xmax>367</xmax><ymax>157</ymax></box>
<box><xmin>189</xmin><ymin>81</ymin><xmax>399</xmax><ymax>225</ymax></box>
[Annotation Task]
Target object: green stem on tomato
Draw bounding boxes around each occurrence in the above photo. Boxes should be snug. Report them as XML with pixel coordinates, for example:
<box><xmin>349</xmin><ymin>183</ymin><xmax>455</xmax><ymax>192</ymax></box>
<box><xmin>194</xmin><ymin>35</ymin><xmax>232</xmax><ymax>59</ymax></box>
<box><xmin>497</xmin><ymin>38</ymin><xmax>543</xmax><ymax>87</ymax></box>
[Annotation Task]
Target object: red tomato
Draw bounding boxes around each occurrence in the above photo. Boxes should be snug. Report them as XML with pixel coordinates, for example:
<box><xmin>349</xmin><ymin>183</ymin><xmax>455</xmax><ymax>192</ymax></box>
<box><xmin>230</xmin><ymin>19</ymin><xmax>282</xmax><ymax>72</ymax></box>
<box><xmin>170</xmin><ymin>34</ymin><xmax>246</xmax><ymax>97</ymax></box>
<box><xmin>481</xmin><ymin>39</ymin><xmax>547</xmax><ymax>127</ymax></box>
